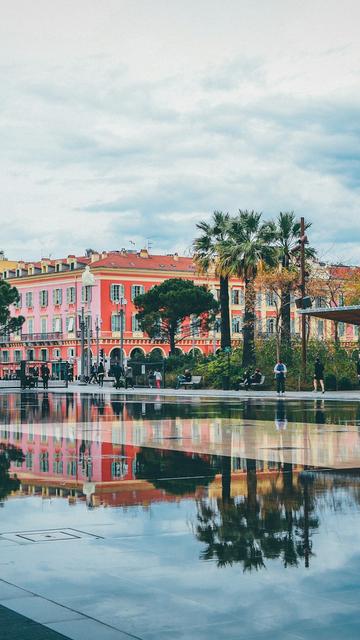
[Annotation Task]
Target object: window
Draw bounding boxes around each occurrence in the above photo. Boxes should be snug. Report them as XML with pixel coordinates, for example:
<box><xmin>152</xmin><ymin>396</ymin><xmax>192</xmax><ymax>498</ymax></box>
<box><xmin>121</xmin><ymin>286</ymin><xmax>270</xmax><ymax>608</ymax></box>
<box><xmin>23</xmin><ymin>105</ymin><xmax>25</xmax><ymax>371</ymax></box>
<box><xmin>53</xmin><ymin>288</ymin><xmax>63</xmax><ymax>305</ymax></box>
<box><xmin>339</xmin><ymin>293</ymin><xmax>345</xmax><ymax>306</ymax></box>
<box><xmin>232</xmin><ymin>316</ymin><xmax>242</xmax><ymax>334</ymax></box>
<box><xmin>16</xmin><ymin>269</ymin><xmax>21</xmax><ymax>277</ymax></box>
<box><xmin>132</xmin><ymin>314</ymin><xmax>142</xmax><ymax>332</ymax></box>
<box><xmin>315</xmin><ymin>296</ymin><xmax>326</xmax><ymax>307</ymax></box>
<box><xmin>66</xmin><ymin>287</ymin><xmax>76</xmax><ymax>304</ymax></box>
<box><xmin>39</xmin><ymin>290</ymin><xmax>48</xmax><ymax>307</ymax></box>
<box><xmin>266</xmin><ymin>291</ymin><xmax>275</xmax><ymax>306</ymax></box>
<box><xmin>53</xmin><ymin>348</ymin><xmax>61</xmax><ymax>359</ymax></box>
<box><xmin>111</xmin><ymin>314</ymin><xmax>121</xmax><ymax>332</ymax></box>
<box><xmin>25</xmin><ymin>452</ymin><xmax>33</xmax><ymax>470</ymax></box>
<box><xmin>68</xmin><ymin>347</ymin><xmax>75</xmax><ymax>359</ymax></box>
<box><xmin>266</xmin><ymin>318</ymin><xmax>275</xmax><ymax>334</ymax></box>
<box><xmin>40</xmin><ymin>348</ymin><xmax>48</xmax><ymax>362</ymax></box>
<box><xmin>231</xmin><ymin>289</ymin><xmax>244</xmax><ymax>305</ymax></box>
<box><xmin>66</xmin><ymin>317</ymin><xmax>75</xmax><ymax>332</ymax></box>
<box><xmin>190</xmin><ymin>315</ymin><xmax>200</xmax><ymax>336</ymax></box>
<box><xmin>27</xmin><ymin>349</ymin><xmax>35</xmax><ymax>361</ymax></box>
<box><xmin>25</xmin><ymin>291</ymin><xmax>33</xmax><ymax>307</ymax></box>
<box><xmin>14</xmin><ymin>350</ymin><xmax>22</xmax><ymax>362</ymax></box>
<box><xmin>39</xmin><ymin>452</ymin><xmax>49</xmax><ymax>472</ymax></box>
<box><xmin>55</xmin><ymin>263</ymin><xmax>62</xmax><ymax>272</ymax></box>
<box><xmin>131</xmin><ymin>285</ymin><xmax>145</xmax><ymax>301</ymax></box>
<box><xmin>256</xmin><ymin>292</ymin><xmax>262</xmax><ymax>308</ymax></box>
<box><xmin>41</xmin><ymin>264</ymin><xmax>48</xmax><ymax>273</ymax></box>
<box><xmin>81</xmin><ymin>285</ymin><xmax>92</xmax><ymax>303</ymax></box>
<box><xmin>14</xmin><ymin>293</ymin><xmax>22</xmax><ymax>309</ymax></box>
<box><xmin>69</xmin><ymin>261</ymin><xmax>76</xmax><ymax>270</ymax></box>
<box><xmin>290</xmin><ymin>318</ymin><xmax>295</xmax><ymax>335</ymax></box>
<box><xmin>317</xmin><ymin>320</ymin><xmax>324</xmax><ymax>338</ymax></box>
<box><xmin>40</xmin><ymin>317</ymin><xmax>47</xmax><ymax>335</ymax></box>
<box><xmin>28</xmin><ymin>318</ymin><xmax>34</xmax><ymax>335</ymax></box>
<box><xmin>110</xmin><ymin>283</ymin><xmax>125</xmax><ymax>302</ymax></box>
<box><xmin>28</xmin><ymin>266</ymin><xmax>34</xmax><ymax>275</ymax></box>
<box><xmin>1</xmin><ymin>351</ymin><xmax>9</xmax><ymax>363</ymax></box>
<box><xmin>52</xmin><ymin>317</ymin><xmax>62</xmax><ymax>333</ymax></box>
<box><xmin>338</xmin><ymin>322</ymin><xmax>345</xmax><ymax>337</ymax></box>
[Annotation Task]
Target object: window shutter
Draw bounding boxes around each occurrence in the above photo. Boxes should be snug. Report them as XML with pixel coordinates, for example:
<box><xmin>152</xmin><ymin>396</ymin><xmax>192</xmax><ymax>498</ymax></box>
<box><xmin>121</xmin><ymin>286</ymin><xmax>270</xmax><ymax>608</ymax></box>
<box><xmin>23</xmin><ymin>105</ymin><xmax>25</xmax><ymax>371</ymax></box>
<box><xmin>67</xmin><ymin>317</ymin><xmax>74</xmax><ymax>332</ymax></box>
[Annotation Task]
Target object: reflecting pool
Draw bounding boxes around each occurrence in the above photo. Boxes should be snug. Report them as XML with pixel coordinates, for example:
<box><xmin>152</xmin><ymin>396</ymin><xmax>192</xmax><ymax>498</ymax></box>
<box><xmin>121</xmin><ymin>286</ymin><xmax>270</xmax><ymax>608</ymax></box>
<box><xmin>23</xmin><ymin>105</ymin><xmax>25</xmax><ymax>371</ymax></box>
<box><xmin>1</xmin><ymin>392</ymin><xmax>360</xmax><ymax>639</ymax></box>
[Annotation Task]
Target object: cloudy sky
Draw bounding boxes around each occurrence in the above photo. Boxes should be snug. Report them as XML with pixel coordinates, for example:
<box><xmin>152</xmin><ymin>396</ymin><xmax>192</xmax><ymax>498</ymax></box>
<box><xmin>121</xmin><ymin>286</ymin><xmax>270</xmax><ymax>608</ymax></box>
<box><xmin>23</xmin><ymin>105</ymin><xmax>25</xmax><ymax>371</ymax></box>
<box><xmin>1</xmin><ymin>0</ymin><xmax>360</xmax><ymax>262</ymax></box>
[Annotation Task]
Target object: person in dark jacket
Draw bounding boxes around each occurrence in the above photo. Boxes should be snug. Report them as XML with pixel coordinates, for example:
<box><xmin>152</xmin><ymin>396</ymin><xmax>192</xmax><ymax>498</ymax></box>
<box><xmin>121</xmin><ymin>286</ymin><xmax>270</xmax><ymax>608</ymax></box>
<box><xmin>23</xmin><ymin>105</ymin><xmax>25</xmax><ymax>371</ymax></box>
<box><xmin>98</xmin><ymin>362</ymin><xmax>105</xmax><ymax>387</ymax></box>
<box><xmin>41</xmin><ymin>363</ymin><xmax>50</xmax><ymax>390</ymax></box>
<box><xmin>357</xmin><ymin>356</ymin><xmax>360</xmax><ymax>386</ymax></box>
<box><xmin>113</xmin><ymin>362</ymin><xmax>123</xmax><ymax>389</ymax></box>
<box><xmin>313</xmin><ymin>357</ymin><xmax>325</xmax><ymax>394</ymax></box>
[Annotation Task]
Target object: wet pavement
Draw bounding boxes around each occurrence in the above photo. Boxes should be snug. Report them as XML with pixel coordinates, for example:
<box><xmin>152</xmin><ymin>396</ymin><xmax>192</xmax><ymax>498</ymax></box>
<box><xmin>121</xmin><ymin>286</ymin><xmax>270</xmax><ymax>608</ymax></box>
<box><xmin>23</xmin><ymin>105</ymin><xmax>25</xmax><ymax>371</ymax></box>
<box><xmin>0</xmin><ymin>393</ymin><xmax>360</xmax><ymax>639</ymax></box>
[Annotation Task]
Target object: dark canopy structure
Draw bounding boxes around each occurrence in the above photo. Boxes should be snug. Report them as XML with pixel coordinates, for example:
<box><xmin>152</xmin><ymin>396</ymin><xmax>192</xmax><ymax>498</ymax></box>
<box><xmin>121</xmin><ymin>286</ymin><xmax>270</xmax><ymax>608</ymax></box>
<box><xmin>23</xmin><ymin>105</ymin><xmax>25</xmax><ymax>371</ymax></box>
<box><xmin>300</xmin><ymin>305</ymin><xmax>360</xmax><ymax>325</ymax></box>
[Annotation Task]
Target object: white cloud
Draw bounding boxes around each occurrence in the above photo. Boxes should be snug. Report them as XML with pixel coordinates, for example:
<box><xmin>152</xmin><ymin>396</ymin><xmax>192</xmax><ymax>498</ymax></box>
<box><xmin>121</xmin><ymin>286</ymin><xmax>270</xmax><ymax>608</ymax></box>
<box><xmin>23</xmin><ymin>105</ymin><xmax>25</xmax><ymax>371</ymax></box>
<box><xmin>1</xmin><ymin>0</ymin><xmax>360</xmax><ymax>261</ymax></box>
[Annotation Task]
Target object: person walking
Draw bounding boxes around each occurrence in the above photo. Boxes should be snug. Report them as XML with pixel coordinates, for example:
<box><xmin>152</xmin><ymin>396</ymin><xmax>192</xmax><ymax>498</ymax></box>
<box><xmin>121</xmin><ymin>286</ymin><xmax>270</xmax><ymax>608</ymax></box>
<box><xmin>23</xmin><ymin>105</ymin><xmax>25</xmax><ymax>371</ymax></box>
<box><xmin>148</xmin><ymin>370</ymin><xmax>155</xmax><ymax>388</ymax></box>
<box><xmin>274</xmin><ymin>359</ymin><xmax>287</xmax><ymax>395</ymax></box>
<box><xmin>89</xmin><ymin>363</ymin><xmax>98</xmax><ymax>384</ymax></box>
<box><xmin>41</xmin><ymin>362</ymin><xmax>50</xmax><ymax>390</ymax></box>
<box><xmin>32</xmin><ymin>365</ymin><xmax>39</xmax><ymax>388</ymax></box>
<box><xmin>313</xmin><ymin>357</ymin><xmax>325</xmax><ymax>394</ymax></box>
<box><xmin>113</xmin><ymin>362</ymin><xmax>123</xmax><ymax>389</ymax></box>
<box><xmin>125</xmin><ymin>364</ymin><xmax>134</xmax><ymax>390</ymax></box>
<box><xmin>154</xmin><ymin>369</ymin><xmax>162</xmax><ymax>389</ymax></box>
<box><xmin>98</xmin><ymin>361</ymin><xmax>105</xmax><ymax>387</ymax></box>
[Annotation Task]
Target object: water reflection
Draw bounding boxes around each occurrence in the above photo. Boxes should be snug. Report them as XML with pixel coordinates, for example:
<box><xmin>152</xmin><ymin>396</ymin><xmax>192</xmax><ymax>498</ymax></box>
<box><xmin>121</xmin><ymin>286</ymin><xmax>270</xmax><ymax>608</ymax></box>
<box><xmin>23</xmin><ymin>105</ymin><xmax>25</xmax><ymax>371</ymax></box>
<box><xmin>0</xmin><ymin>443</ymin><xmax>24</xmax><ymax>502</ymax></box>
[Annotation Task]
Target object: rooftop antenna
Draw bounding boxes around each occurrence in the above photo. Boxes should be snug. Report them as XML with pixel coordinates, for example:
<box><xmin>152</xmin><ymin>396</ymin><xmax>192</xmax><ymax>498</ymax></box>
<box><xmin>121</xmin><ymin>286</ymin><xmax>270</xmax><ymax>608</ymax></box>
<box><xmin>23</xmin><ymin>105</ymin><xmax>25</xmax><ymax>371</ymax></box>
<box><xmin>147</xmin><ymin>238</ymin><xmax>153</xmax><ymax>252</ymax></box>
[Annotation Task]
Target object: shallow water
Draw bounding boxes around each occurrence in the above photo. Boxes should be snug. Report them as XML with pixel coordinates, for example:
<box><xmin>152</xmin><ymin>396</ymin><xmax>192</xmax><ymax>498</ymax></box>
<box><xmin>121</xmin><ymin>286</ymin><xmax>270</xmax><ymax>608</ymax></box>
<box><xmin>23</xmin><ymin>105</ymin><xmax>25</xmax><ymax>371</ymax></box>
<box><xmin>0</xmin><ymin>392</ymin><xmax>360</xmax><ymax>639</ymax></box>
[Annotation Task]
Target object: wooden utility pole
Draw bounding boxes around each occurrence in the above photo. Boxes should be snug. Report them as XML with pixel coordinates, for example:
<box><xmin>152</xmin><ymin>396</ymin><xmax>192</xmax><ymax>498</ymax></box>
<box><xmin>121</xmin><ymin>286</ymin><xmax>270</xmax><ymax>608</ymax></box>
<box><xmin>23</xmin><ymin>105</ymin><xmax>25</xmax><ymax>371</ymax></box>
<box><xmin>300</xmin><ymin>217</ymin><xmax>307</xmax><ymax>381</ymax></box>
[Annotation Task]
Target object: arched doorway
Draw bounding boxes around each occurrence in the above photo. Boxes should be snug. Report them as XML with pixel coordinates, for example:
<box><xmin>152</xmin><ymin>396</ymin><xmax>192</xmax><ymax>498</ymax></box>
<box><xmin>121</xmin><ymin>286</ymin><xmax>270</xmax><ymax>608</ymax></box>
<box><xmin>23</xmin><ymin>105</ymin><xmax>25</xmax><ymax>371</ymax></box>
<box><xmin>130</xmin><ymin>347</ymin><xmax>146</xmax><ymax>361</ymax></box>
<box><xmin>188</xmin><ymin>347</ymin><xmax>203</xmax><ymax>359</ymax></box>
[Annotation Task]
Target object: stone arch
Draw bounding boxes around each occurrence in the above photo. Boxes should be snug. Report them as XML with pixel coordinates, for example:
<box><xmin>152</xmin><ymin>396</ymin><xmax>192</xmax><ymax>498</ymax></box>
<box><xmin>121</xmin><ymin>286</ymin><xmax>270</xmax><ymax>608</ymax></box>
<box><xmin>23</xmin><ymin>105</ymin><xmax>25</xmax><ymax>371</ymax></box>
<box><xmin>149</xmin><ymin>347</ymin><xmax>166</xmax><ymax>360</ymax></box>
<box><xmin>188</xmin><ymin>347</ymin><xmax>203</xmax><ymax>358</ymax></box>
<box><xmin>129</xmin><ymin>346</ymin><xmax>146</xmax><ymax>360</ymax></box>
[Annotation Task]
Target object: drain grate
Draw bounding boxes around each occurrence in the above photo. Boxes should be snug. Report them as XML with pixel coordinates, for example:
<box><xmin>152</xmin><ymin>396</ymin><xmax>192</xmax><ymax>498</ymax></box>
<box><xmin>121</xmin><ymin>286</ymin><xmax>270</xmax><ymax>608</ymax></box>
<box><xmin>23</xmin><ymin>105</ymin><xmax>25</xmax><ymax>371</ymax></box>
<box><xmin>0</xmin><ymin>528</ymin><xmax>103</xmax><ymax>544</ymax></box>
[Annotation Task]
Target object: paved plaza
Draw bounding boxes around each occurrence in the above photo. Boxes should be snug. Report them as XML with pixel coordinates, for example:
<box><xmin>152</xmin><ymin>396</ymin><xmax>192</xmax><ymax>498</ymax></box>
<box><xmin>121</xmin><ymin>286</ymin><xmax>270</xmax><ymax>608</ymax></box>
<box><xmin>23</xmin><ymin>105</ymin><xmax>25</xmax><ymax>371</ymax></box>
<box><xmin>0</xmin><ymin>391</ymin><xmax>360</xmax><ymax>639</ymax></box>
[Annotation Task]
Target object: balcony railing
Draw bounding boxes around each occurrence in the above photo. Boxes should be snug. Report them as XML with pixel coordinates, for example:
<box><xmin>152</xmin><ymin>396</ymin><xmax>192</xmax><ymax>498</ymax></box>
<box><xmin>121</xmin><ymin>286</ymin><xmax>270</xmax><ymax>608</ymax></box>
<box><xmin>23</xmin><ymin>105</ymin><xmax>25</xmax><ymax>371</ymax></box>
<box><xmin>21</xmin><ymin>332</ymin><xmax>63</xmax><ymax>343</ymax></box>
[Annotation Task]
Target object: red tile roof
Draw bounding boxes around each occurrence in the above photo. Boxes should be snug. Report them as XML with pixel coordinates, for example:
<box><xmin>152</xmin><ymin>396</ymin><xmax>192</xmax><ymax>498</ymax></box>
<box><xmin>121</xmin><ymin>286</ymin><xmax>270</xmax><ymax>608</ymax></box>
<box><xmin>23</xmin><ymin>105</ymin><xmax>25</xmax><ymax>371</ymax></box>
<box><xmin>92</xmin><ymin>252</ymin><xmax>196</xmax><ymax>272</ymax></box>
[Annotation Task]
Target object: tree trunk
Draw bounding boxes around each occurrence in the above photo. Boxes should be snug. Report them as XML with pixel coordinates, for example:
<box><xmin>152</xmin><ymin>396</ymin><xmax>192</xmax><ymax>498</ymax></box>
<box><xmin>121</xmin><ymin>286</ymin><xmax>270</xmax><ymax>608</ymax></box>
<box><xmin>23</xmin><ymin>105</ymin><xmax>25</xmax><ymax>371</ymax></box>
<box><xmin>169</xmin><ymin>325</ymin><xmax>176</xmax><ymax>355</ymax></box>
<box><xmin>242</xmin><ymin>278</ymin><xmax>256</xmax><ymax>368</ymax></box>
<box><xmin>221</xmin><ymin>455</ymin><xmax>231</xmax><ymax>504</ymax></box>
<box><xmin>220</xmin><ymin>275</ymin><xmax>231</xmax><ymax>350</ymax></box>
<box><xmin>281</xmin><ymin>285</ymin><xmax>291</xmax><ymax>351</ymax></box>
<box><xmin>246</xmin><ymin>458</ymin><xmax>257</xmax><ymax>515</ymax></box>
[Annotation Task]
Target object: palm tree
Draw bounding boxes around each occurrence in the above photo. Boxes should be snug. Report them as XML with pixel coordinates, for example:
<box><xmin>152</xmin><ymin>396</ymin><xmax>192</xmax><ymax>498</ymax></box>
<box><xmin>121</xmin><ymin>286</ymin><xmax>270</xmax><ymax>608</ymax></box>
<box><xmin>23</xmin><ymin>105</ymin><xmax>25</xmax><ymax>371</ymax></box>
<box><xmin>193</xmin><ymin>211</ymin><xmax>231</xmax><ymax>350</ymax></box>
<box><xmin>270</xmin><ymin>212</ymin><xmax>315</xmax><ymax>349</ymax></box>
<box><xmin>220</xmin><ymin>210</ymin><xmax>276</xmax><ymax>367</ymax></box>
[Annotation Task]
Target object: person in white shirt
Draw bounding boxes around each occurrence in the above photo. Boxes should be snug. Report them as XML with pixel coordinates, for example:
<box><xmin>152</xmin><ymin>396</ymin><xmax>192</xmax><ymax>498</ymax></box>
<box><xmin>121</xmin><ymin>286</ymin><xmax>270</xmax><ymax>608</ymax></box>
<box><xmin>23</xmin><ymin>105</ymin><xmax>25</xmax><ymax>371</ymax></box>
<box><xmin>154</xmin><ymin>370</ymin><xmax>162</xmax><ymax>389</ymax></box>
<box><xmin>274</xmin><ymin>360</ymin><xmax>287</xmax><ymax>395</ymax></box>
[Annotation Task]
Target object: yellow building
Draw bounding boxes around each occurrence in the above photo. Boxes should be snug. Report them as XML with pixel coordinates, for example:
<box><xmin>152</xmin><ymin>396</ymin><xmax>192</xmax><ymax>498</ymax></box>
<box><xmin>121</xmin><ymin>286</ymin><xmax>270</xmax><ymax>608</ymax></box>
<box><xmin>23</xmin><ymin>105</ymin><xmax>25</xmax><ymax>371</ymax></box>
<box><xmin>0</xmin><ymin>251</ymin><xmax>17</xmax><ymax>275</ymax></box>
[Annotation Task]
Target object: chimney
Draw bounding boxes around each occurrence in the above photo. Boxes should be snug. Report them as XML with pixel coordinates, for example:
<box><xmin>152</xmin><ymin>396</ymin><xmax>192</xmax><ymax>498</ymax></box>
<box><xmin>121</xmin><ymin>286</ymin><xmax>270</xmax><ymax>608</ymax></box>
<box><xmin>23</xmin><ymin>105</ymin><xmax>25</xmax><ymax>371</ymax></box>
<box><xmin>139</xmin><ymin>248</ymin><xmax>149</xmax><ymax>258</ymax></box>
<box><xmin>91</xmin><ymin>252</ymin><xmax>100</xmax><ymax>263</ymax></box>
<box><xmin>173</xmin><ymin>252</ymin><xmax>179</xmax><ymax>261</ymax></box>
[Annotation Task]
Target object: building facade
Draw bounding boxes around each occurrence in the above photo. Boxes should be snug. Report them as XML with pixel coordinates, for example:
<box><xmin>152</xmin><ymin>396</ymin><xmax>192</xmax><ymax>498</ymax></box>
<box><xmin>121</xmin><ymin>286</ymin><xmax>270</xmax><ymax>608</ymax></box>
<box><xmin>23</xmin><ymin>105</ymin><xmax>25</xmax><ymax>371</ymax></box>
<box><xmin>0</xmin><ymin>249</ymin><xmax>356</xmax><ymax>378</ymax></box>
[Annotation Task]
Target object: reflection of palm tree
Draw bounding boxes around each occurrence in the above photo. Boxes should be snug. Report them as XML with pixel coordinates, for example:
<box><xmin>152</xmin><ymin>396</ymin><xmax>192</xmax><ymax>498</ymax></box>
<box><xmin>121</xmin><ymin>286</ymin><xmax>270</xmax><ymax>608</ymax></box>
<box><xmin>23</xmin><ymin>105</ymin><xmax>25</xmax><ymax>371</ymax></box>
<box><xmin>195</xmin><ymin>462</ymin><xmax>319</xmax><ymax>571</ymax></box>
<box><xmin>0</xmin><ymin>444</ymin><xmax>24</xmax><ymax>501</ymax></box>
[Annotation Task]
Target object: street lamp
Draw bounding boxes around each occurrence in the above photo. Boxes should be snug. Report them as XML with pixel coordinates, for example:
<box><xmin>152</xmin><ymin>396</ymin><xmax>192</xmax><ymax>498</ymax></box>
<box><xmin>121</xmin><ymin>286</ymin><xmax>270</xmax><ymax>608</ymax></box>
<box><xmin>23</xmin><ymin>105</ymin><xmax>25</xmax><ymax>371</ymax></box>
<box><xmin>95</xmin><ymin>316</ymin><xmax>102</xmax><ymax>367</ymax></box>
<box><xmin>117</xmin><ymin>297</ymin><xmax>127</xmax><ymax>369</ymax></box>
<box><xmin>81</xmin><ymin>266</ymin><xmax>95</xmax><ymax>382</ymax></box>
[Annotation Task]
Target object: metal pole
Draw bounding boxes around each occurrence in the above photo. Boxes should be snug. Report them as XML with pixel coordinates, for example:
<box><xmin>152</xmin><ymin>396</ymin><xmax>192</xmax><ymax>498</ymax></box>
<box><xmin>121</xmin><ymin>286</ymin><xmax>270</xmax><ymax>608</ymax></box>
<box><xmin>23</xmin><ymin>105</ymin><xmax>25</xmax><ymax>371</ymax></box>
<box><xmin>300</xmin><ymin>216</ymin><xmax>307</xmax><ymax>382</ymax></box>
<box><xmin>96</xmin><ymin>318</ymin><xmax>99</xmax><ymax>367</ymax></box>
<box><xmin>87</xmin><ymin>293</ymin><xmax>91</xmax><ymax>380</ymax></box>
<box><xmin>80</xmin><ymin>307</ymin><xmax>86</xmax><ymax>383</ymax></box>
<box><xmin>120</xmin><ymin>305</ymin><xmax>124</xmax><ymax>370</ymax></box>
<box><xmin>213</xmin><ymin>322</ymin><xmax>217</xmax><ymax>355</ymax></box>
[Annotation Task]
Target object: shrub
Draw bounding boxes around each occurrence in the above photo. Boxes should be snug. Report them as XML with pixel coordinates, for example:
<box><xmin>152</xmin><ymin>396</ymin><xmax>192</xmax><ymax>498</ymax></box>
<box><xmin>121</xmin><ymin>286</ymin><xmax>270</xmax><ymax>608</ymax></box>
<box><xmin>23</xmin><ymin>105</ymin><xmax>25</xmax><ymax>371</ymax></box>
<box><xmin>338</xmin><ymin>376</ymin><xmax>353</xmax><ymax>391</ymax></box>
<box><xmin>324</xmin><ymin>373</ymin><xmax>337</xmax><ymax>390</ymax></box>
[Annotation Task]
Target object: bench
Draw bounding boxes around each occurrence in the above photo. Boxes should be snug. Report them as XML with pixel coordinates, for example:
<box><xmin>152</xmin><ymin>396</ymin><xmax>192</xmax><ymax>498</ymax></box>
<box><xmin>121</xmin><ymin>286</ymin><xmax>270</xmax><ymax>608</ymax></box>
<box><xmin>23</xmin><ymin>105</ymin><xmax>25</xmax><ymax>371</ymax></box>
<box><xmin>178</xmin><ymin>375</ymin><xmax>202</xmax><ymax>389</ymax></box>
<box><xmin>239</xmin><ymin>374</ymin><xmax>265</xmax><ymax>390</ymax></box>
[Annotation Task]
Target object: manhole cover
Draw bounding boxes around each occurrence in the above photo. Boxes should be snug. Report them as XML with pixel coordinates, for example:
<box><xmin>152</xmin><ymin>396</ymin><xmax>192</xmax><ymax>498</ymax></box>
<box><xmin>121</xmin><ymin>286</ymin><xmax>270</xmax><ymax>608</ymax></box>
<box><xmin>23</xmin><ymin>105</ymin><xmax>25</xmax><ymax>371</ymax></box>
<box><xmin>0</xmin><ymin>528</ymin><xmax>102</xmax><ymax>544</ymax></box>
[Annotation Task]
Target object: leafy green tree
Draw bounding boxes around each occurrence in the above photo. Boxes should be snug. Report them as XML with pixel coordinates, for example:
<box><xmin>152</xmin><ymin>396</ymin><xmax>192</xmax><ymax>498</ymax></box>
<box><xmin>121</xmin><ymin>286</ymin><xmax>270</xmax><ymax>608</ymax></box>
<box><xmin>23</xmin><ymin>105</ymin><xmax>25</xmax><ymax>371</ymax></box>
<box><xmin>220</xmin><ymin>210</ymin><xmax>276</xmax><ymax>367</ymax></box>
<box><xmin>0</xmin><ymin>280</ymin><xmax>25</xmax><ymax>335</ymax></box>
<box><xmin>134</xmin><ymin>278</ymin><xmax>218</xmax><ymax>356</ymax></box>
<box><xmin>0</xmin><ymin>444</ymin><xmax>24</xmax><ymax>502</ymax></box>
<box><xmin>193</xmin><ymin>211</ymin><xmax>231</xmax><ymax>350</ymax></box>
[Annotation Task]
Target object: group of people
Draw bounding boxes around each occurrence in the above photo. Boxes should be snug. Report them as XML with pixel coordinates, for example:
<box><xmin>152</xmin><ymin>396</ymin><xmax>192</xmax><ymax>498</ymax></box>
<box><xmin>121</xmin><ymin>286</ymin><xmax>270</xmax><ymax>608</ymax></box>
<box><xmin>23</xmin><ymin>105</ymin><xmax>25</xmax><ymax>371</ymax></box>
<box><xmin>273</xmin><ymin>356</ymin><xmax>325</xmax><ymax>395</ymax></box>
<box><xmin>238</xmin><ymin>356</ymin><xmax>326</xmax><ymax>395</ymax></box>
<box><xmin>88</xmin><ymin>362</ymin><xmax>163</xmax><ymax>390</ymax></box>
